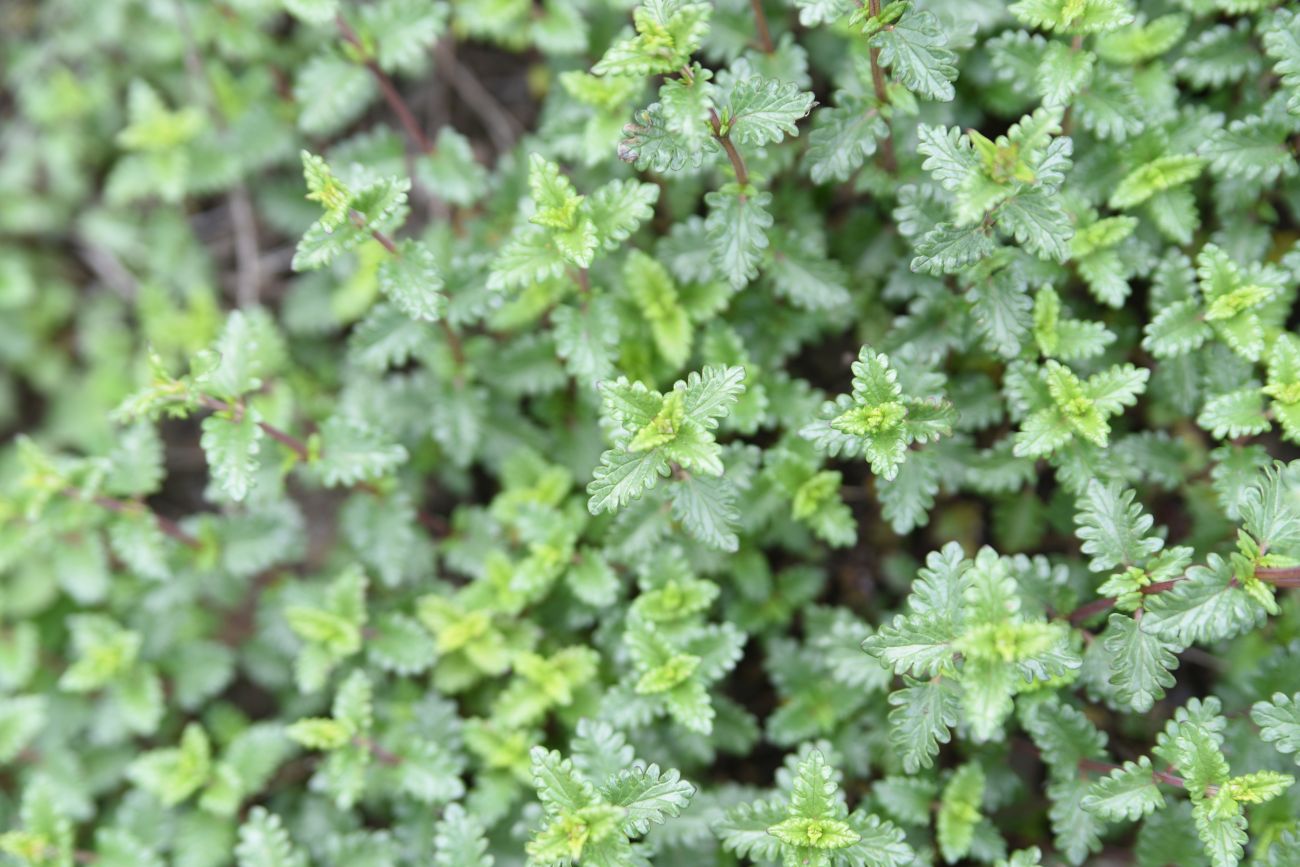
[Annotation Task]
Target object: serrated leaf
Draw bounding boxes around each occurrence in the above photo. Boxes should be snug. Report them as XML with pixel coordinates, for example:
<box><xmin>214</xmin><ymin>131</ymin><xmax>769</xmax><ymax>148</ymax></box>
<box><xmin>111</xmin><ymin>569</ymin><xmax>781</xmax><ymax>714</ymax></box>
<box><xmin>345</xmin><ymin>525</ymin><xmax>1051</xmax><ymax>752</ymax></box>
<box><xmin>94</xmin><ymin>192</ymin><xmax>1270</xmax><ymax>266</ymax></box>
<box><xmin>313</xmin><ymin>417</ymin><xmax>408</xmax><ymax>487</ymax></box>
<box><xmin>886</xmin><ymin>676</ymin><xmax>960</xmax><ymax>773</ymax></box>
<box><xmin>705</xmin><ymin>186</ymin><xmax>773</xmax><ymax>290</ymax></box>
<box><xmin>1082</xmin><ymin>756</ymin><xmax>1165</xmax><ymax>821</ymax></box>
<box><xmin>377</xmin><ymin>240</ymin><xmax>446</xmax><ymax>322</ymax></box>
<box><xmin>938</xmin><ymin>763</ymin><xmax>984</xmax><ymax>863</ymax></box>
<box><xmin>804</xmin><ymin>98</ymin><xmax>886</xmax><ymax>183</ymax></box>
<box><xmin>1102</xmin><ymin>615</ymin><xmax>1179</xmax><ymax>713</ymax></box>
<box><xmin>723</xmin><ymin>76</ymin><xmax>815</xmax><ymax>147</ymax></box>
<box><xmin>236</xmin><ymin>807</ymin><xmax>305</xmax><ymax>867</ymax></box>
<box><xmin>1252</xmin><ymin>692</ymin><xmax>1300</xmax><ymax>766</ymax></box>
<box><xmin>870</xmin><ymin>8</ymin><xmax>958</xmax><ymax>102</ymax></box>
<box><xmin>1074</xmin><ymin>481</ymin><xmax>1162</xmax><ymax>572</ymax></box>
<box><xmin>200</xmin><ymin>412</ymin><xmax>263</xmax><ymax>503</ymax></box>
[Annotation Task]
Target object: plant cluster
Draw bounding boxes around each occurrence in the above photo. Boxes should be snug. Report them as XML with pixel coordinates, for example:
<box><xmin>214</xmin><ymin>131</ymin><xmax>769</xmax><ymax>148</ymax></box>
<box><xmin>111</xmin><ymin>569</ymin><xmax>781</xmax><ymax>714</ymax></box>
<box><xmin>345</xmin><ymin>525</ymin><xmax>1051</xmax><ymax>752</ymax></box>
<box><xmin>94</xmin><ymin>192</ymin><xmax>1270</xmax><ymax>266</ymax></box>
<box><xmin>4</xmin><ymin>0</ymin><xmax>1300</xmax><ymax>865</ymax></box>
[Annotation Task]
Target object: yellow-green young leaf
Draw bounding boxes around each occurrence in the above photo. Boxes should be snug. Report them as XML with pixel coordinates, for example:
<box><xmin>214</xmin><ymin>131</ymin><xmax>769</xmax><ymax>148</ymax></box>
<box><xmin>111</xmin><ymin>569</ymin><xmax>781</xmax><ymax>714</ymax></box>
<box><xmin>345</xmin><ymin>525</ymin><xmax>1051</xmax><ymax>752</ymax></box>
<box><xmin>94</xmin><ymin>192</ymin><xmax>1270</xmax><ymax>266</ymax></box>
<box><xmin>128</xmin><ymin>723</ymin><xmax>213</xmax><ymax>806</ymax></box>
<box><xmin>938</xmin><ymin>762</ymin><xmax>985</xmax><ymax>863</ymax></box>
<box><xmin>593</xmin><ymin>1</ymin><xmax>712</xmax><ymax>76</ymax></box>
<box><xmin>1095</xmin><ymin>13</ymin><xmax>1188</xmax><ymax>64</ymax></box>
<box><xmin>286</xmin><ymin>717</ymin><xmax>352</xmax><ymax>751</ymax></box>
<box><xmin>1109</xmin><ymin>155</ymin><xmax>1204</xmax><ymax>209</ymax></box>
<box><xmin>634</xmin><ymin>653</ymin><xmax>700</xmax><ymax>694</ymax></box>
<box><xmin>624</xmin><ymin>250</ymin><xmax>691</xmax><ymax>368</ymax></box>
<box><xmin>1009</xmin><ymin>0</ymin><xmax>1135</xmax><ymax>34</ymax></box>
<box><xmin>1223</xmin><ymin>770</ymin><xmax>1294</xmax><ymax>804</ymax></box>
<box><xmin>59</xmin><ymin>616</ymin><xmax>141</xmax><ymax>693</ymax></box>
<box><xmin>285</xmin><ymin>607</ymin><xmax>361</xmax><ymax>655</ymax></box>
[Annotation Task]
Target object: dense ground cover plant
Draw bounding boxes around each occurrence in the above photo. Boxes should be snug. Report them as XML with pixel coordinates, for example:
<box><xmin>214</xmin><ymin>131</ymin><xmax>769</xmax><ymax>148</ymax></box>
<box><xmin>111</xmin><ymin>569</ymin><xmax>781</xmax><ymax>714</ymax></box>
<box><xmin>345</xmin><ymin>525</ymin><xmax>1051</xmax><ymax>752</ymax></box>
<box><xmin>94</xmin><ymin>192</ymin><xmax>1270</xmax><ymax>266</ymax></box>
<box><xmin>4</xmin><ymin>0</ymin><xmax>1300</xmax><ymax>863</ymax></box>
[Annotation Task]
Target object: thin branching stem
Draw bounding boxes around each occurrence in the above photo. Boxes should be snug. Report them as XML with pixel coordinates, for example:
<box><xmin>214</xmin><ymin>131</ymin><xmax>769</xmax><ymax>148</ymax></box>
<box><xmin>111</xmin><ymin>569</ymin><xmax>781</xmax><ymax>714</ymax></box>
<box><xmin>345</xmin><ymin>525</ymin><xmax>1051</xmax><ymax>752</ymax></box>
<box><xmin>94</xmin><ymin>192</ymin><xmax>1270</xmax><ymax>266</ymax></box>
<box><xmin>866</xmin><ymin>0</ymin><xmax>898</xmax><ymax>173</ymax></box>
<box><xmin>709</xmin><ymin>109</ymin><xmax>751</xmax><ymax>189</ymax></box>
<box><xmin>200</xmin><ymin>395</ymin><xmax>312</xmax><ymax>461</ymax></box>
<box><xmin>1079</xmin><ymin>757</ymin><xmax>1217</xmax><ymax>796</ymax></box>
<box><xmin>1066</xmin><ymin>567</ymin><xmax>1300</xmax><ymax>625</ymax></box>
<box><xmin>349</xmin><ymin>217</ymin><xmax>468</xmax><ymax>369</ymax></box>
<box><xmin>336</xmin><ymin>14</ymin><xmax>435</xmax><ymax>155</ymax></box>
<box><xmin>62</xmin><ymin>487</ymin><xmax>201</xmax><ymax>550</ymax></box>
<box><xmin>750</xmin><ymin>0</ymin><xmax>775</xmax><ymax>53</ymax></box>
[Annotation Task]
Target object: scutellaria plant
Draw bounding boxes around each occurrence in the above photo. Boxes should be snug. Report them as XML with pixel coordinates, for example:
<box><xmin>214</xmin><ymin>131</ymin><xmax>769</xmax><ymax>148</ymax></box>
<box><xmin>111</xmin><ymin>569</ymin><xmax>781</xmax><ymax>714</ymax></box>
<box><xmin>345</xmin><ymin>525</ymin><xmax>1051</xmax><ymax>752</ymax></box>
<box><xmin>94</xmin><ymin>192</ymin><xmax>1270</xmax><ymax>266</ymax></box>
<box><xmin>4</xmin><ymin>0</ymin><xmax>1300</xmax><ymax>865</ymax></box>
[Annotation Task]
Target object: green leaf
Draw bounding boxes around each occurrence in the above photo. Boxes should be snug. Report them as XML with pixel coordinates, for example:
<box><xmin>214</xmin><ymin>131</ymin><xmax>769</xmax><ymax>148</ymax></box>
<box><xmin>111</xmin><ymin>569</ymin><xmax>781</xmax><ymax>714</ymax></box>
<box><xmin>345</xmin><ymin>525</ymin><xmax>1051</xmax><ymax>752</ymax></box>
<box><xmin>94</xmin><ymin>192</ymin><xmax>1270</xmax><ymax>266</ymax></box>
<box><xmin>361</xmin><ymin>0</ymin><xmax>446</xmax><ymax>74</ymax></box>
<box><xmin>1198</xmin><ymin>389</ymin><xmax>1269</xmax><ymax>440</ymax></box>
<box><xmin>594</xmin><ymin>0</ymin><xmax>712</xmax><ymax>76</ymax></box>
<box><xmin>718</xmin><ymin>797</ymin><xmax>788</xmax><ymax>864</ymax></box>
<box><xmin>487</xmin><ymin>226</ymin><xmax>567</xmax><ymax>291</ymax></box>
<box><xmin>1201</xmin><ymin>117</ymin><xmax>1298</xmax><ymax>185</ymax></box>
<box><xmin>722</xmin><ymin>76</ymin><xmax>815</xmax><ymax>147</ymax></box>
<box><xmin>283</xmin><ymin>0</ymin><xmax>337</xmax><ymax>24</ymax></box>
<box><xmin>1192</xmin><ymin>800</ymin><xmax>1246</xmax><ymax>867</ymax></box>
<box><xmin>128</xmin><ymin>723</ymin><xmax>212</xmax><ymax>806</ymax></box>
<box><xmin>679</xmin><ymin>364</ymin><xmax>747</xmax><ymax>426</ymax></box>
<box><xmin>1252</xmin><ymin>692</ymin><xmax>1300</xmax><ymax>766</ymax></box>
<box><xmin>286</xmin><ymin>717</ymin><xmax>351</xmax><ymax>751</ymax></box>
<box><xmin>196</xmin><ymin>308</ymin><xmax>286</xmax><ymax>400</ymax></box>
<box><xmin>433</xmin><ymin>804</ymin><xmax>493</xmax><ymax>867</ymax></box>
<box><xmin>1009</xmin><ymin>0</ymin><xmax>1135</xmax><ymax>34</ymax></box>
<box><xmin>313</xmin><ymin>416</ymin><xmax>408</xmax><ymax>487</ymax></box>
<box><xmin>767</xmin><ymin>242</ymin><xmax>852</xmax><ymax>312</ymax></box>
<box><xmin>0</xmin><ymin>696</ymin><xmax>45</xmax><ymax>765</ymax></box>
<box><xmin>59</xmin><ymin>615</ymin><xmax>141</xmax><ymax>693</ymax></box>
<box><xmin>704</xmin><ymin>186</ymin><xmax>773</xmax><ymax>290</ymax></box>
<box><xmin>803</xmin><ymin>97</ymin><xmax>886</xmax><ymax>183</ymax></box>
<box><xmin>1264</xmin><ymin>8</ymin><xmax>1300</xmax><ymax>115</ymax></box>
<box><xmin>996</xmin><ymin>189</ymin><xmax>1074</xmax><ymax>262</ymax></box>
<box><xmin>668</xmin><ymin>473</ymin><xmax>740</xmax><ymax>552</ymax></box>
<box><xmin>1074</xmin><ymin>481</ymin><xmax>1162</xmax><ymax>572</ymax></box>
<box><xmin>531</xmin><ymin>746</ymin><xmax>596</xmax><ymax>814</ymax></box>
<box><xmin>886</xmin><ymin>676</ymin><xmax>960</xmax><ymax>773</ymax></box>
<box><xmin>293</xmin><ymin>54</ymin><xmax>375</xmax><ymax>137</ymax></box>
<box><xmin>937</xmin><ymin>763</ymin><xmax>984</xmax><ymax>863</ymax></box>
<box><xmin>587</xmin><ymin>448</ymin><xmax>671</xmax><ymax>515</ymax></box>
<box><xmin>235</xmin><ymin>807</ymin><xmax>305</xmax><ymax>867</ymax></box>
<box><xmin>911</xmin><ymin>222</ymin><xmax>996</xmax><ymax>275</ymax></box>
<box><xmin>200</xmin><ymin>412</ymin><xmax>263</xmax><ymax>503</ymax></box>
<box><xmin>588</xmin><ymin>179</ymin><xmax>660</xmax><ymax>252</ymax></box>
<box><xmin>603</xmin><ymin>763</ymin><xmax>695</xmax><ymax>836</ymax></box>
<box><xmin>1109</xmin><ymin>155</ymin><xmax>1204</xmax><ymax>209</ymax></box>
<box><xmin>620</xmin><ymin>103</ymin><xmax>710</xmax><ymax>172</ymax></box>
<box><xmin>1103</xmin><ymin>614</ymin><xmax>1179</xmax><ymax>713</ymax></box>
<box><xmin>1144</xmin><ymin>298</ymin><xmax>1211</xmax><ymax>358</ymax></box>
<box><xmin>1143</xmin><ymin>555</ymin><xmax>1263</xmax><ymax>646</ymax></box>
<box><xmin>377</xmin><ymin>240</ymin><xmax>446</xmax><ymax>322</ymax></box>
<box><xmin>870</xmin><ymin>7</ymin><xmax>958</xmax><ymax>102</ymax></box>
<box><xmin>624</xmin><ymin>249</ymin><xmax>692</xmax><ymax>368</ymax></box>
<box><xmin>1082</xmin><ymin>757</ymin><xmax>1165</xmax><ymax>822</ymax></box>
